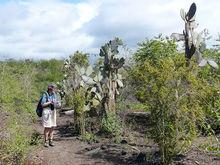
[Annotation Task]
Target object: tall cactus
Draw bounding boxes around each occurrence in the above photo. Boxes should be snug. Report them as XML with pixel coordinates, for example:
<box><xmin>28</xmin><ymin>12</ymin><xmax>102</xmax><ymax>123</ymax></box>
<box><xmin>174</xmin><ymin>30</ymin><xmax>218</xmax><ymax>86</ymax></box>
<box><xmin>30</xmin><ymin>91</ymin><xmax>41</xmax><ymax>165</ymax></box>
<box><xmin>171</xmin><ymin>3</ymin><xmax>218</xmax><ymax>69</ymax></box>
<box><xmin>99</xmin><ymin>38</ymin><xmax>125</xmax><ymax>114</ymax></box>
<box><xmin>59</xmin><ymin>39</ymin><xmax>125</xmax><ymax>134</ymax></box>
<box><xmin>59</xmin><ymin>53</ymin><xmax>96</xmax><ymax>135</ymax></box>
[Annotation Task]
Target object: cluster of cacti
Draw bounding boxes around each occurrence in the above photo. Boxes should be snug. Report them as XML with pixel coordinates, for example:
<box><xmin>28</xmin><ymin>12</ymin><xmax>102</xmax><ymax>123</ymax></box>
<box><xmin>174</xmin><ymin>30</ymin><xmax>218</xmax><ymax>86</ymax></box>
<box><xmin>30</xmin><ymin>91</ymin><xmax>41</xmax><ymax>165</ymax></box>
<box><xmin>62</xmin><ymin>59</ymin><xmax>96</xmax><ymax>110</ymax></box>
<box><xmin>59</xmin><ymin>58</ymin><xmax>97</xmax><ymax>134</ymax></box>
<box><xmin>59</xmin><ymin>38</ymin><xmax>125</xmax><ymax>120</ymax></box>
<box><xmin>171</xmin><ymin>3</ymin><xmax>218</xmax><ymax>69</ymax></box>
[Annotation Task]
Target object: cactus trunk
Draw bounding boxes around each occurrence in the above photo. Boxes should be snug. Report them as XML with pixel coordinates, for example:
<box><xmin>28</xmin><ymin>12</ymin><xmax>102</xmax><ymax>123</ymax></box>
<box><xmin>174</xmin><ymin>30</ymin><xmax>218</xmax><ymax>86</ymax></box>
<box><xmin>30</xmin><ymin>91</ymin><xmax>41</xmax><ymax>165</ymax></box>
<box><xmin>107</xmin><ymin>74</ymin><xmax>116</xmax><ymax>113</ymax></box>
<box><xmin>74</xmin><ymin>112</ymin><xmax>86</xmax><ymax>135</ymax></box>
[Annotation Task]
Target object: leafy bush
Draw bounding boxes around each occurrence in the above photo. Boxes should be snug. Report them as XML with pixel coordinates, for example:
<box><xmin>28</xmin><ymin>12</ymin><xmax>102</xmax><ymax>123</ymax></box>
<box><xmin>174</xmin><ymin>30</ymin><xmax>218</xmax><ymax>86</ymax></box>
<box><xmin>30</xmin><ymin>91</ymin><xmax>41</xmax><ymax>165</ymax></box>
<box><xmin>0</xmin><ymin>59</ymin><xmax>64</xmax><ymax>164</ymax></box>
<box><xmin>82</xmin><ymin>132</ymin><xmax>98</xmax><ymax>143</ymax></box>
<box><xmin>129</xmin><ymin>38</ymin><xmax>219</xmax><ymax>164</ymax></box>
<box><xmin>73</xmin><ymin>88</ymin><xmax>87</xmax><ymax>135</ymax></box>
<box><xmin>0</xmin><ymin>111</ymin><xmax>32</xmax><ymax>164</ymax></box>
<box><xmin>101</xmin><ymin>113</ymin><xmax>121</xmax><ymax>137</ymax></box>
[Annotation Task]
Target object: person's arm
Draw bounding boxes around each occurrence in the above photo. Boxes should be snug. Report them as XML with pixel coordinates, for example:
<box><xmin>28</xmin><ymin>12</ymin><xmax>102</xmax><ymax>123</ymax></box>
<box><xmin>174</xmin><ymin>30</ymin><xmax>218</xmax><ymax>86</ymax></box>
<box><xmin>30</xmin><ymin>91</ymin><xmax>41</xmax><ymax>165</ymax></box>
<box><xmin>42</xmin><ymin>101</ymin><xmax>52</xmax><ymax>108</ymax></box>
<box><xmin>54</xmin><ymin>93</ymin><xmax>61</xmax><ymax>108</ymax></box>
<box><xmin>41</xmin><ymin>93</ymin><xmax>52</xmax><ymax>108</ymax></box>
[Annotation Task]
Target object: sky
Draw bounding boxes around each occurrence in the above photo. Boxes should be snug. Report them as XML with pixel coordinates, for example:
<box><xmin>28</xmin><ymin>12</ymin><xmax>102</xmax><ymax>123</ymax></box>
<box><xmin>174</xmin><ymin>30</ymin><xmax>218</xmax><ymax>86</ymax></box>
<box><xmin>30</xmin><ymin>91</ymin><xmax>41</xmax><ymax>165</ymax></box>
<box><xmin>0</xmin><ymin>0</ymin><xmax>219</xmax><ymax>60</ymax></box>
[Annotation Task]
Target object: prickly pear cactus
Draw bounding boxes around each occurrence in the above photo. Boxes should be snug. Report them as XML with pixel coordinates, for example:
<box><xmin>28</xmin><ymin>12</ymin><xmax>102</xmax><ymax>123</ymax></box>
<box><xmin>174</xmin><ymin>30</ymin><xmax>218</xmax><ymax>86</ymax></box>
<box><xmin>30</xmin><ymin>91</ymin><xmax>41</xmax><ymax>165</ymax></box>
<box><xmin>99</xmin><ymin>37</ymin><xmax>125</xmax><ymax>114</ymax></box>
<box><xmin>59</xmin><ymin>42</ymin><xmax>125</xmax><ymax>133</ymax></box>
<box><xmin>60</xmin><ymin>55</ymin><xmax>97</xmax><ymax>134</ymax></box>
<box><xmin>63</xmin><ymin>57</ymin><xmax>96</xmax><ymax>106</ymax></box>
<box><xmin>59</xmin><ymin>38</ymin><xmax>125</xmax><ymax>125</ymax></box>
<box><xmin>171</xmin><ymin>3</ymin><xmax>218</xmax><ymax>69</ymax></box>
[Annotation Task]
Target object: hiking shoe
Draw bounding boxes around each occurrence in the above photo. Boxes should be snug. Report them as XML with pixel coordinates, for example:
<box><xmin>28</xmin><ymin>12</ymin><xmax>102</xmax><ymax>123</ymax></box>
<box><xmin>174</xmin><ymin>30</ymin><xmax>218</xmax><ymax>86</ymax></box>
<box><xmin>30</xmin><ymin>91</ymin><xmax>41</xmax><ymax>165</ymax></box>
<box><xmin>44</xmin><ymin>140</ymin><xmax>49</xmax><ymax>147</ymax></box>
<box><xmin>49</xmin><ymin>140</ymin><xmax>55</xmax><ymax>147</ymax></box>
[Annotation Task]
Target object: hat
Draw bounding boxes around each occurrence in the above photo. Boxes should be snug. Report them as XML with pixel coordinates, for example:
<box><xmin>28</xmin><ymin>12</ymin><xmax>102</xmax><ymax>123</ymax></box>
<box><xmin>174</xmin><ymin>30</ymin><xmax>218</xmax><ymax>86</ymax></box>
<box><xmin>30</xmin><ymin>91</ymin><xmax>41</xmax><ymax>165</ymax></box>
<box><xmin>48</xmin><ymin>83</ymin><xmax>56</xmax><ymax>90</ymax></box>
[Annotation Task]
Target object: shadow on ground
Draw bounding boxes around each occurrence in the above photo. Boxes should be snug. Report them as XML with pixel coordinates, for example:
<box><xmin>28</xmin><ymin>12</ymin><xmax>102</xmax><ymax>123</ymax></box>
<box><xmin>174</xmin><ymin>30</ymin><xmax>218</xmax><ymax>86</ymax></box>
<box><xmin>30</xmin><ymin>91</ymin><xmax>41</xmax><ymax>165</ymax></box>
<box><xmin>53</xmin><ymin>115</ymin><xmax>156</xmax><ymax>165</ymax></box>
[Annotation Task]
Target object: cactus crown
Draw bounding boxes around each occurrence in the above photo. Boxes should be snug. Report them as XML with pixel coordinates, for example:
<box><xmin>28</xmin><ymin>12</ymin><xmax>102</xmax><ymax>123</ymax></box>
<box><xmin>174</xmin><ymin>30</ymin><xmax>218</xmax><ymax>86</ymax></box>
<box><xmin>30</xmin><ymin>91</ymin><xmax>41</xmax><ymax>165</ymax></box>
<box><xmin>171</xmin><ymin>3</ymin><xmax>218</xmax><ymax>69</ymax></box>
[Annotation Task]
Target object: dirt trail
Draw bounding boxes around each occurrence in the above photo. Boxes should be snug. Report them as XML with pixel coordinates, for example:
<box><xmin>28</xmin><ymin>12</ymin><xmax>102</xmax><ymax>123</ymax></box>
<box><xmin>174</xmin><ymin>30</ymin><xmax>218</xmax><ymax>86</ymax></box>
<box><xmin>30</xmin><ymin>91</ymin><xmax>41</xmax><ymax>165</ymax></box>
<box><xmin>26</xmin><ymin>115</ymin><xmax>114</xmax><ymax>165</ymax></box>
<box><xmin>26</xmin><ymin>113</ymin><xmax>220</xmax><ymax>165</ymax></box>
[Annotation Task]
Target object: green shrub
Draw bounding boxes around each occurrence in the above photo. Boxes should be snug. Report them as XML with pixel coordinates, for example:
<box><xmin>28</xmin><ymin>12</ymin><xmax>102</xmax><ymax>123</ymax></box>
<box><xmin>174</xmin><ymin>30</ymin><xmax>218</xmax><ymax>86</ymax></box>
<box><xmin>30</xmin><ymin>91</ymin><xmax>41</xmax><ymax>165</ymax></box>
<box><xmin>0</xmin><ymin>113</ymin><xmax>32</xmax><ymax>164</ymax></box>
<box><xmin>0</xmin><ymin>59</ymin><xmax>64</xmax><ymax>164</ymax></box>
<box><xmin>101</xmin><ymin>113</ymin><xmax>121</xmax><ymax>136</ymax></box>
<box><xmin>129</xmin><ymin>38</ymin><xmax>219</xmax><ymax>164</ymax></box>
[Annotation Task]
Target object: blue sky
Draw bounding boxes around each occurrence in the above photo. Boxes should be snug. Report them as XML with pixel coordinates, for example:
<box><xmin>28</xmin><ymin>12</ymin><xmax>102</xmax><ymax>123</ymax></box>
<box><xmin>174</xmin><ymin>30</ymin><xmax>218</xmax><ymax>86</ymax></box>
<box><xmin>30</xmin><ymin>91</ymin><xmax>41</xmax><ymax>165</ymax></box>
<box><xmin>0</xmin><ymin>0</ymin><xmax>219</xmax><ymax>60</ymax></box>
<box><xmin>62</xmin><ymin>0</ymin><xmax>83</xmax><ymax>3</ymax></box>
<box><xmin>0</xmin><ymin>0</ymin><xmax>83</xmax><ymax>3</ymax></box>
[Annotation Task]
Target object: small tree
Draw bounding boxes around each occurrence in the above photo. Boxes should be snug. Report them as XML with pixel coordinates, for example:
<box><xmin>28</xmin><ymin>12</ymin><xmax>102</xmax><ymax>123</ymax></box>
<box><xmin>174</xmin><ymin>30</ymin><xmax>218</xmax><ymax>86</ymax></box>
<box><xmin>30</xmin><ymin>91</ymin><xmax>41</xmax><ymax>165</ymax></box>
<box><xmin>130</xmin><ymin>37</ymin><xmax>212</xmax><ymax>164</ymax></box>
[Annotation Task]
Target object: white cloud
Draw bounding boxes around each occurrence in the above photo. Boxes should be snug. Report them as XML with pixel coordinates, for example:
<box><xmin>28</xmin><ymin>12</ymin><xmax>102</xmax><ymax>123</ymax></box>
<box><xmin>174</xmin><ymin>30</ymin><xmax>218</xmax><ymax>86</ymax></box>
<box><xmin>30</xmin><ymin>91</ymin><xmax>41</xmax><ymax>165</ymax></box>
<box><xmin>0</xmin><ymin>0</ymin><xmax>100</xmax><ymax>60</ymax></box>
<box><xmin>85</xmin><ymin>0</ymin><xmax>220</xmax><ymax>47</ymax></box>
<box><xmin>0</xmin><ymin>0</ymin><xmax>220</xmax><ymax>60</ymax></box>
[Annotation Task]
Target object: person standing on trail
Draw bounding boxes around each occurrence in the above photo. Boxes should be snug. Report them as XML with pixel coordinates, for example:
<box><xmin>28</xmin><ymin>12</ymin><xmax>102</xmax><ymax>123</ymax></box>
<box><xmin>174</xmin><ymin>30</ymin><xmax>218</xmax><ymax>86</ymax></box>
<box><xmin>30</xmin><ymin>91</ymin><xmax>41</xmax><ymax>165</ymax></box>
<box><xmin>41</xmin><ymin>84</ymin><xmax>61</xmax><ymax>147</ymax></box>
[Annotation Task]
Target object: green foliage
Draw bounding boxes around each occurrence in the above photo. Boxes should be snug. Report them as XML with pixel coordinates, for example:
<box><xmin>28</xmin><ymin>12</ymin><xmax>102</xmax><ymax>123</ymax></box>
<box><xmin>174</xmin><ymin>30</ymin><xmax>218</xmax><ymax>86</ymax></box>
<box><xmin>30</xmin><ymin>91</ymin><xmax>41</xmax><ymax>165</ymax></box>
<box><xmin>101</xmin><ymin>113</ymin><xmax>121</xmax><ymax>137</ymax></box>
<box><xmin>35</xmin><ymin>59</ymin><xmax>64</xmax><ymax>93</ymax></box>
<box><xmin>0</xmin><ymin>111</ymin><xmax>32</xmax><ymax>164</ymax></box>
<box><xmin>69</xmin><ymin>51</ymin><xmax>89</xmax><ymax>67</ymax></box>
<box><xmin>197</xmin><ymin>136</ymin><xmax>220</xmax><ymax>158</ymax></box>
<box><xmin>129</xmin><ymin>38</ymin><xmax>219</xmax><ymax>164</ymax></box>
<box><xmin>116</xmin><ymin>93</ymin><xmax>148</xmax><ymax>111</ymax></box>
<box><xmin>61</xmin><ymin>52</ymin><xmax>91</xmax><ymax>135</ymax></box>
<box><xmin>73</xmin><ymin>88</ymin><xmax>86</xmax><ymax>116</ymax></box>
<box><xmin>71</xmin><ymin>87</ymin><xmax>86</xmax><ymax>135</ymax></box>
<box><xmin>62</xmin><ymin>51</ymin><xmax>90</xmax><ymax>107</ymax></box>
<box><xmin>134</xmin><ymin>36</ymin><xmax>177</xmax><ymax>63</ymax></box>
<box><xmin>82</xmin><ymin>132</ymin><xmax>98</xmax><ymax>143</ymax></box>
<box><xmin>29</xmin><ymin>130</ymin><xmax>42</xmax><ymax>146</ymax></box>
<box><xmin>117</xmin><ymin>101</ymin><xmax>147</xmax><ymax>112</ymax></box>
<box><xmin>0</xmin><ymin>59</ymin><xmax>64</xmax><ymax>164</ymax></box>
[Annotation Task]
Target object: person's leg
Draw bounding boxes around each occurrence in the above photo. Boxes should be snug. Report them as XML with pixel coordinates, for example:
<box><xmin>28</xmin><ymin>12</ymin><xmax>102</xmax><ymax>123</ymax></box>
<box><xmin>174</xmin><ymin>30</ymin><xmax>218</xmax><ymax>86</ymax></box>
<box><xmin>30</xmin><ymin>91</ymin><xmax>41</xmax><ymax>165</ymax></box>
<box><xmin>49</xmin><ymin>109</ymin><xmax>56</xmax><ymax>146</ymax></box>
<box><xmin>48</xmin><ymin>127</ymin><xmax>54</xmax><ymax>139</ymax></box>
<box><xmin>48</xmin><ymin>127</ymin><xmax>55</xmax><ymax>146</ymax></box>
<box><xmin>44</xmin><ymin>127</ymin><xmax>50</xmax><ymax>147</ymax></box>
